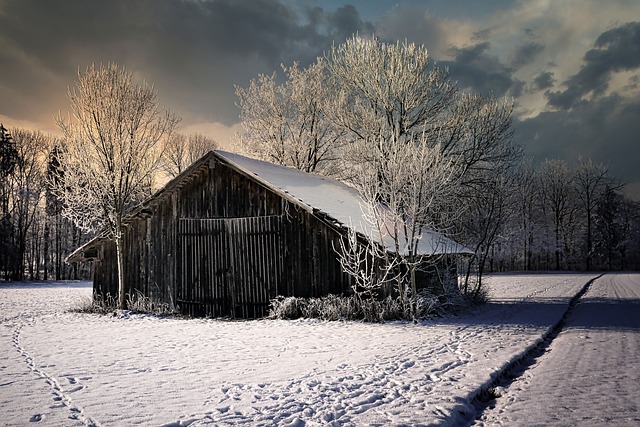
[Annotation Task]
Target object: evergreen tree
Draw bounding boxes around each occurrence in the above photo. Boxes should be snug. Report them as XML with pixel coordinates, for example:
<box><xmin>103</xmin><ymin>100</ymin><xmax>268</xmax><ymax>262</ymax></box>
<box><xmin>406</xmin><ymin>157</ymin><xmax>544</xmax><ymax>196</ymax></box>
<box><xmin>0</xmin><ymin>124</ymin><xmax>19</xmax><ymax>278</ymax></box>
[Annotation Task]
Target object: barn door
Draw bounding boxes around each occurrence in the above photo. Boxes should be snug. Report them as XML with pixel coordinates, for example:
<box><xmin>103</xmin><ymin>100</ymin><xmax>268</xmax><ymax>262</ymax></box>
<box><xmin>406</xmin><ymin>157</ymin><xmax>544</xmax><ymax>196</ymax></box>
<box><xmin>227</xmin><ymin>216</ymin><xmax>283</xmax><ymax>318</ymax></box>
<box><xmin>177</xmin><ymin>219</ymin><xmax>231</xmax><ymax>317</ymax></box>
<box><xmin>177</xmin><ymin>216</ymin><xmax>283</xmax><ymax>318</ymax></box>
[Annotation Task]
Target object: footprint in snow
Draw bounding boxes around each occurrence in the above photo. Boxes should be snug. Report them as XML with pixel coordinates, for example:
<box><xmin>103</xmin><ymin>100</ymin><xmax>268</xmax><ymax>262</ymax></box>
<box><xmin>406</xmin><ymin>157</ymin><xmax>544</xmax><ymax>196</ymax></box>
<box><xmin>29</xmin><ymin>413</ymin><xmax>44</xmax><ymax>423</ymax></box>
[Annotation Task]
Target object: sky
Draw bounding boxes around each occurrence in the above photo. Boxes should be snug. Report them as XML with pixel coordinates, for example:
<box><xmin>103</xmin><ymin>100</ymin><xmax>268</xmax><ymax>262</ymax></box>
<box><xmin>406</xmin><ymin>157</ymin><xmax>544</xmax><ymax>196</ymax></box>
<box><xmin>1</xmin><ymin>0</ymin><xmax>639</xmax><ymax>199</ymax></box>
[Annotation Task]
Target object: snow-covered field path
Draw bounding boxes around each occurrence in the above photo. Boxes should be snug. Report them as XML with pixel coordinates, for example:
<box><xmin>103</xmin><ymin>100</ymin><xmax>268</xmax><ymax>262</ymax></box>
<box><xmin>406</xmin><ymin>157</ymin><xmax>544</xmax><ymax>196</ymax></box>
<box><xmin>475</xmin><ymin>273</ymin><xmax>640</xmax><ymax>427</ymax></box>
<box><xmin>2</xmin><ymin>273</ymin><xmax>635</xmax><ymax>426</ymax></box>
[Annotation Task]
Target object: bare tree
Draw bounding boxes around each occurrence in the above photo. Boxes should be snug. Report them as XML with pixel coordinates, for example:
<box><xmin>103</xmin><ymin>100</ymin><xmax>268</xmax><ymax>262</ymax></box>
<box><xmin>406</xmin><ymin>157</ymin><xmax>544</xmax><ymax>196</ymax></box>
<box><xmin>162</xmin><ymin>132</ymin><xmax>218</xmax><ymax>178</ymax></box>
<box><xmin>235</xmin><ymin>59</ymin><xmax>343</xmax><ymax>175</ymax></box>
<box><xmin>343</xmin><ymin>131</ymin><xmax>459</xmax><ymax>315</ymax></box>
<box><xmin>513</xmin><ymin>160</ymin><xmax>540</xmax><ymax>270</ymax></box>
<box><xmin>5</xmin><ymin>129</ymin><xmax>52</xmax><ymax>280</ymax></box>
<box><xmin>573</xmin><ymin>157</ymin><xmax>620</xmax><ymax>270</ymax></box>
<box><xmin>54</xmin><ymin>63</ymin><xmax>179</xmax><ymax>308</ymax></box>
<box><xmin>328</xmin><ymin>37</ymin><xmax>517</xmax><ymax>296</ymax></box>
<box><xmin>538</xmin><ymin>159</ymin><xmax>577</xmax><ymax>270</ymax></box>
<box><xmin>326</xmin><ymin>36</ymin><xmax>457</xmax><ymax>172</ymax></box>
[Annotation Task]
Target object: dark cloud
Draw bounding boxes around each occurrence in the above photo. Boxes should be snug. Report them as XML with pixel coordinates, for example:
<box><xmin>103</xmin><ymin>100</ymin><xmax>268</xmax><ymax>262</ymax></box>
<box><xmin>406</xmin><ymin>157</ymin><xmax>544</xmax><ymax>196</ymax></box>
<box><xmin>442</xmin><ymin>42</ymin><xmax>524</xmax><ymax>97</ymax></box>
<box><xmin>0</xmin><ymin>0</ymin><xmax>373</xmax><ymax>127</ymax></box>
<box><xmin>546</xmin><ymin>21</ymin><xmax>640</xmax><ymax>109</ymax></box>
<box><xmin>533</xmin><ymin>71</ymin><xmax>555</xmax><ymax>91</ymax></box>
<box><xmin>375</xmin><ymin>4</ymin><xmax>456</xmax><ymax>58</ymax></box>
<box><xmin>516</xmin><ymin>94</ymin><xmax>640</xmax><ymax>190</ymax></box>
<box><xmin>472</xmin><ymin>28</ymin><xmax>492</xmax><ymax>41</ymax></box>
<box><xmin>510</xmin><ymin>41</ymin><xmax>544</xmax><ymax>69</ymax></box>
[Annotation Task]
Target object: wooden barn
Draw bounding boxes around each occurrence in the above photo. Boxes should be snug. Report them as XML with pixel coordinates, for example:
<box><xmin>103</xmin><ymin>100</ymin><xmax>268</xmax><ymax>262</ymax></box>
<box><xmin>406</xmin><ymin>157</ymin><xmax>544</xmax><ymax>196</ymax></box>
<box><xmin>68</xmin><ymin>151</ymin><xmax>471</xmax><ymax>318</ymax></box>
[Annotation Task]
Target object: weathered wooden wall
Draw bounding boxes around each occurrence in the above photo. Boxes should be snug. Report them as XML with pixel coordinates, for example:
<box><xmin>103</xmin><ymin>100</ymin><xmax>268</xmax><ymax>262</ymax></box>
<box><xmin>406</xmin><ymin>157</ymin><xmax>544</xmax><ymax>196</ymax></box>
<box><xmin>92</xmin><ymin>156</ymin><xmax>353</xmax><ymax>318</ymax></box>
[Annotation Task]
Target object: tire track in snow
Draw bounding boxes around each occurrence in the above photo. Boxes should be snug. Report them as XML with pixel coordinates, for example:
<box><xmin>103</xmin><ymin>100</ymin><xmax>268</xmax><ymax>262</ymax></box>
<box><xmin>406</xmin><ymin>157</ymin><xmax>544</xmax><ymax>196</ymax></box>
<box><xmin>12</xmin><ymin>321</ymin><xmax>101</xmax><ymax>427</ymax></box>
<box><xmin>466</xmin><ymin>273</ymin><xmax>605</xmax><ymax>426</ymax></box>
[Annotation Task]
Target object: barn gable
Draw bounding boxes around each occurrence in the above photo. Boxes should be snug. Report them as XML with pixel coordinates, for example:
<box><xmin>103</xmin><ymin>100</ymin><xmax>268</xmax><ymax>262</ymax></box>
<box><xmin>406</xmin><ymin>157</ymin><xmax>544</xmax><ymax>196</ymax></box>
<box><xmin>68</xmin><ymin>150</ymin><xmax>470</xmax><ymax>318</ymax></box>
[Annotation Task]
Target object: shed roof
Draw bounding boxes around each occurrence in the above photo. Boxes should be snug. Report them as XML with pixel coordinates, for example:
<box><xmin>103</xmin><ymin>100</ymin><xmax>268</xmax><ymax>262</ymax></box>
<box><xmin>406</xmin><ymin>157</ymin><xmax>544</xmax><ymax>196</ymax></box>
<box><xmin>67</xmin><ymin>150</ymin><xmax>472</xmax><ymax>262</ymax></box>
<box><xmin>216</xmin><ymin>151</ymin><xmax>472</xmax><ymax>256</ymax></box>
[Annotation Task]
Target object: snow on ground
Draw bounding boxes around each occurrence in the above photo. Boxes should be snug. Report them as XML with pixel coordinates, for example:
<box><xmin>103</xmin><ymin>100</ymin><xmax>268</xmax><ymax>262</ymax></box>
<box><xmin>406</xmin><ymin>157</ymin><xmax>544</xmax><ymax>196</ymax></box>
<box><xmin>1</xmin><ymin>273</ymin><xmax>628</xmax><ymax>426</ymax></box>
<box><xmin>475</xmin><ymin>272</ymin><xmax>640</xmax><ymax>427</ymax></box>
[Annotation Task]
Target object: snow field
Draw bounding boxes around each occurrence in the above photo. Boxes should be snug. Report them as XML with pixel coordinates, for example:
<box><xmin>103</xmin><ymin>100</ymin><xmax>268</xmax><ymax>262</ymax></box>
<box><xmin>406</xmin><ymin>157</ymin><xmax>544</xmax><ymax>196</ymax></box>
<box><xmin>475</xmin><ymin>273</ymin><xmax>640</xmax><ymax>427</ymax></box>
<box><xmin>1</xmin><ymin>274</ymin><xmax>601</xmax><ymax>426</ymax></box>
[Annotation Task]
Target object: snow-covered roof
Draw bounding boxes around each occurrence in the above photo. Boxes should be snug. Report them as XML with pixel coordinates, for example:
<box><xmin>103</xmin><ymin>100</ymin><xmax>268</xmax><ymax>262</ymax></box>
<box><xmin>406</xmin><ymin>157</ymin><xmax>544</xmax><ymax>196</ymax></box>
<box><xmin>215</xmin><ymin>151</ymin><xmax>472</xmax><ymax>256</ymax></box>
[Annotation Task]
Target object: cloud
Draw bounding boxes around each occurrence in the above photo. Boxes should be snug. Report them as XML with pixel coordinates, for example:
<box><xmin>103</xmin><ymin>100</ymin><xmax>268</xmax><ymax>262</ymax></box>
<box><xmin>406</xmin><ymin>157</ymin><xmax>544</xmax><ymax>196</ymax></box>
<box><xmin>510</xmin><ymin>41</ymin><xmax>545</xmax><ymax>69</ymax></box>
<box><xmin>532</xmin><ymin>71</ymin><xmax>555</xmax><ymax>91</ymax></box>
<box><xmin>515</xmin><ymin>94</ymin><xmax>640</xmax><ymax>191</ymax></box>
<box><xmin>442</xmin><ymin>42</ymin><xmax>524</xmax><ymax>97</ymax></box>
<box><xmin>375</xmin><ymin>4</ymin><xmax>476</xmax><ymax>60</ymax></box>
<box><xmin>0</xmin><ymin>0</ymin><xmax>374</xmax><ymax>129</ymax></box>
<box><xmin>546</xmin><ymin>21</ymin><xmax>640</xmax><ymax>109</ymax></box>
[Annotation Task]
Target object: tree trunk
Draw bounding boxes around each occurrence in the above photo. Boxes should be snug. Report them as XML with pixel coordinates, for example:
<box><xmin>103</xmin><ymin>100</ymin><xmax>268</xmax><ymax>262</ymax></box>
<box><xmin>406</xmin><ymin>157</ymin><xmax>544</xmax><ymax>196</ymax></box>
<box><xmin>555</xmin><ymin>222</ymin><xmax>561</xmax><ymax>271</ymax></box>
<box><xmin>115</xmin><ymin>219</ymin><xmax>126</xmax><ymax>309</ymax></box>
<box><xmin>43</xmin><ymin>220</ymin><xmax>49</xmax><ymax>280</ymax></box>
<box><xmin>586</xmin><ymin>206</ymin><xmax>592</xmax><ymax>271</ymax></box>
<box><xmin>55</xmin><ymin>214</ymin><xmax>61</xmax><ymax>280</ymax></box>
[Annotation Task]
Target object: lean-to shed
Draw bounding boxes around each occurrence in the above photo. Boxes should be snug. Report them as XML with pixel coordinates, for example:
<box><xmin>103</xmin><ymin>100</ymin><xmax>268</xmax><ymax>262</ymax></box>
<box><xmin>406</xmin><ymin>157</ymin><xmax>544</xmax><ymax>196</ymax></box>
<box><xmin>68</xmin><ymin>151</ymin><xmax>471</xmax><ymax>318</ymax></box>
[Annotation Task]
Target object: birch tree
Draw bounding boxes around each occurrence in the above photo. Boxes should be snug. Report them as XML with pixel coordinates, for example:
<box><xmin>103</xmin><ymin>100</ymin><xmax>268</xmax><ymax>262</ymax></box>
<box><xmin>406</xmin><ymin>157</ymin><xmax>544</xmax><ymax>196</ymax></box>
<box><xmin>54</xmin><ymin>63</ymin><xmax>179</xmax><ymax>308</ymax></box>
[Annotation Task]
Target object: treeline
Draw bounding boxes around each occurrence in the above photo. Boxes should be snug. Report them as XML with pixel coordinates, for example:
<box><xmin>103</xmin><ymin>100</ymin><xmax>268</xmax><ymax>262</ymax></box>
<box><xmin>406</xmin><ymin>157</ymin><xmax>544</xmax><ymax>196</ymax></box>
<box><xmin>0</xmin><ymin>124</ymin><xmax>89</xmax><ymax>280</ymax></box>
<box><xmin>477</xmin><ymin>158</ymin><xmax>640</xmax><ymax>273</ymax></box>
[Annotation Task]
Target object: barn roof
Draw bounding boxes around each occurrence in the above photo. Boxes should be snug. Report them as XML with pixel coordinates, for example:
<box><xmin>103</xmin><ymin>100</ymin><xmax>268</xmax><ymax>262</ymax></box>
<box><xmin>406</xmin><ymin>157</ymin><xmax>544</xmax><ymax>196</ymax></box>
<box><xmin>215</xmin><ymin>151</ymin><xmax>472</xmax><ymax>256</ymax></box>
<box><xmin>67</xmin><ymin>150</ymin><xmax>471</xmax><ymax>263</ymax></box>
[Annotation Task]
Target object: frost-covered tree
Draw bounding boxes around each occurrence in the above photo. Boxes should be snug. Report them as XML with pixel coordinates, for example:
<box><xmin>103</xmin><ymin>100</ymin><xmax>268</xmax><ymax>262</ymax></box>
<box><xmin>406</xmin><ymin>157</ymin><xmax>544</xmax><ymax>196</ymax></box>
<box><xmin>329</xmin><ymin>36</ymin><xmax>517</xmax><ymax>298</ymax></box>
<box><xmin>54</xmin><ymin>63</ymin><xmax>179</xmax><ymax>308</ymax></box>
<box><xmin>327</xmin><ymin>36</ymin><xmax>456</xmax><ymax>149</ymax></box>
<box><xmin>162</xmin><ymin>132</ymin><xmax>218</xmax><ymax>178</ymax></box>
<box><xmin>236</xmin><ymin>60</ymin><xmax>343</xmax><ymax>174</ymax></box>
<box><xmin>538</xmin><ymin>159</ymin><xmax>577</xmax><ymax>270</ymax></box>
<box><xmin>343</xmin><ymin>131</ymin><xmax>459</xmax><ymax>315</ymax></box>
<box><xmin>574</xmin><ymin>157</ymin><xmax>620</xmax><ymax>270</ymax></box>
<box><xmin>511</xmin><ymin>160</ymin><xmax>541</xmax><ymax>270</ymax></box>
<box><xmin>237</xmin><ymin>35</ymin><xmax>518</xmax><ymax>302</ymax></box>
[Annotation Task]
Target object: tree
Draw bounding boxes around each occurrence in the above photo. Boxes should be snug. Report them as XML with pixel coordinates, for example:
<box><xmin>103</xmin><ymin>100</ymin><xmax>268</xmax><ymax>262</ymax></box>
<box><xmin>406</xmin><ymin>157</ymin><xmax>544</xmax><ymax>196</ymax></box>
<box><xmin>6</xmin><ymin>129</ymin><xmax>52</xmax><ymax>280</ymax></box>
<box><xmin>538</xmin><ymin>159</ymin><xmax>577</xmax><ymax>270</ymax></box>
<box><xmin>328</xmin><ymin>36</ymin><xmax>517</xmax><ymax>297</ymax></box>
<box><xmin>343</xmin><ymin>131</ymin><xmax>459</xmax><ymax>316</ymax></box>
<box><xmin>236</xmin><ymin>60</ymin><xmax>343</xmax><ymax>175</ymax></box>
<box><xmin>0</xmin><ymin>124</ymin><xmax>19</xmax><ymax>277</ymax></box>
<box><xmin>458</xmin><ymin>171</ymin><xmax>517</xmax><ymax>293</ymax></box>
<box><xmin>327</xmin><ymin>36</ymin><xmax>456</xmax><ymax>147</ymax></box>
<box><xmin>573</xmin><ymin>157</ymin><xmax>620</xmax><ymax>270</ymax></box>
<box><xmin>162</xmin><ymin>132</ymin><xmax>218</xmax><ymax>178</ymax></box>
<box><xmin>54</xmin><ymin>63</ymin><xmax>179</xmax><ymax>308</ymax></box>
<box><xmin>594</xmin><ymin>186</ymin><xmax>623</xmax><ymax>270</ymax></box>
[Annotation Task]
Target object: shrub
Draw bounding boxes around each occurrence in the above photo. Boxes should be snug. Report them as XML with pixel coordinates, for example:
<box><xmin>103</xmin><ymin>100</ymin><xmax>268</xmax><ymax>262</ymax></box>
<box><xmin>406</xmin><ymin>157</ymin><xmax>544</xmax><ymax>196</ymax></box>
<box><xmin>70</xmin><ymin>291</ymin><xmax>176</xmax><ymax>316</ymax></box>
<box><xmin>268</xmin><ymin>281</ymin><xmax>488</xmax><ymax>322</ymax></box>
<box><xmin>70</xmin><ymin>292</ymin><xmax>118</xmax><ymax>314</ymax></box>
